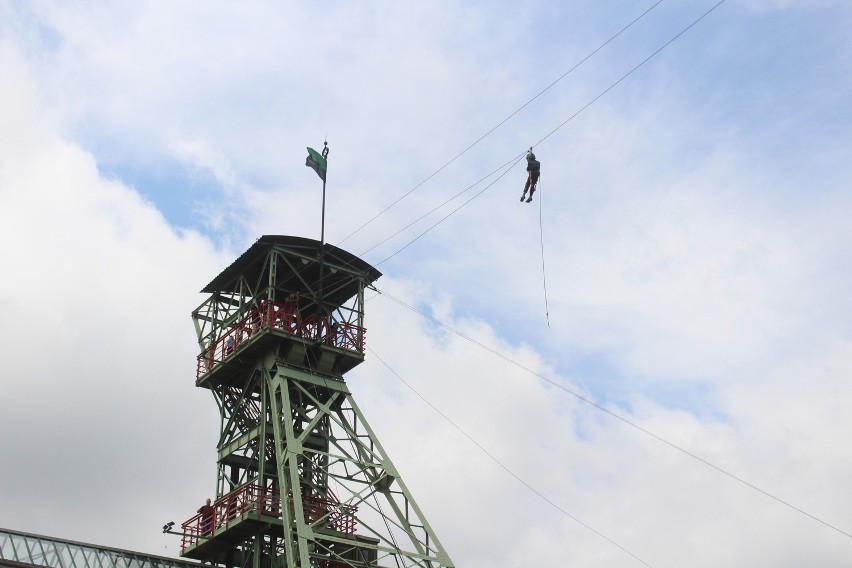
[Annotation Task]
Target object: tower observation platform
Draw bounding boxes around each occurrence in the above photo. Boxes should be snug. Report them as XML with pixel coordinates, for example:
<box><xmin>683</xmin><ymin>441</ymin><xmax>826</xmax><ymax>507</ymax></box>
<box><xmin>194</xmin><ymin>235</ymin><xmax>380</xmax><ymax>388</ymax></box>
<box><xmin>180</xmin><ymin>235</ymin><xmax>454</xmax><ymax>568</ymax></box>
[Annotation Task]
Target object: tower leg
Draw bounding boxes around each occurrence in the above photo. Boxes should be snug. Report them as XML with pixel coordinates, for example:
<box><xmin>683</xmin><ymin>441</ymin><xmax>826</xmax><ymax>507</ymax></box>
<box><xmin>264</xmin><ymin>363</ymin><xmax>454</xmax><ymax>568</ymax></box>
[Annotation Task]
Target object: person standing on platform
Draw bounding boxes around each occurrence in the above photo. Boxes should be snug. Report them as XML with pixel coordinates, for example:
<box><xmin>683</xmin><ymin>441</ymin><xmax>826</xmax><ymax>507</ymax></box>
<box><xmin>197</xmin><ymin>498</ymin><xmax>215</xmax><ymax>536</ymax></box>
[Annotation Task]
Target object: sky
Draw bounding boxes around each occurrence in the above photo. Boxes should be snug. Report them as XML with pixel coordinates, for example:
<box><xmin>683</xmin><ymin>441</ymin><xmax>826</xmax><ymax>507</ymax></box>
<box><xmin>1</xmin><ymin>1</ymin><xmax>852</xmax><ymax>567</ymax></box>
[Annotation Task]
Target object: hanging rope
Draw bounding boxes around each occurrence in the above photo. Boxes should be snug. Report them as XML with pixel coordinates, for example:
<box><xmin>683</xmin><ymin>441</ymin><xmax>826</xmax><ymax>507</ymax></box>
<box><xmin>537</xmin><ymin>180</ymin><xmax>551</xmax><ymax>329</ymax></box>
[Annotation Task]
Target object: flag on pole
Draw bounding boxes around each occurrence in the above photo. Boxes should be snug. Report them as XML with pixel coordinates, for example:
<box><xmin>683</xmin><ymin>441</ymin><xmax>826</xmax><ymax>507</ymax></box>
<box><xmin>305</xmin><ymin>147</ymin><xmax>327</xmax><ymax>182</ymax></box>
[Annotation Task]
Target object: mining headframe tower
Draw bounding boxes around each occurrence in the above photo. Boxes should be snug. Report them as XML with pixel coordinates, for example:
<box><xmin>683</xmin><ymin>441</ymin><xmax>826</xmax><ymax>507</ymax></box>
<box><xmin>177</xmin><ymin>235</ymin><xmax>454</xmax><ymax>568</ymax></box>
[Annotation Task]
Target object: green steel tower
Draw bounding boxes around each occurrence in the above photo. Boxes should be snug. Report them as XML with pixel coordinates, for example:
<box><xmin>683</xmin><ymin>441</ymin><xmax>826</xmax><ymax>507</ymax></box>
<box><xmin>179</xmin><ymin>236</ymin><xmax>454</xmax><ymax>568</ymax></box>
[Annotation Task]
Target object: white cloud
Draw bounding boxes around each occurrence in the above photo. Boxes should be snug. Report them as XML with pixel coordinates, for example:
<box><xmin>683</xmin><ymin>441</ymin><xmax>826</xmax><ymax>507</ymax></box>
<box><xmin>2</xmin><ymin>1</ymin><xmax>852</xmax><ymax>566</ymax></box>
<box><xmin>0</xmin><ymin>40</ymin><xmax>224</xmax><ymax>553</ymax></box>
<box><xmin>359</xmin><ymin>283</ymin><xmax>852</xmax><ymax>566</ymax></box>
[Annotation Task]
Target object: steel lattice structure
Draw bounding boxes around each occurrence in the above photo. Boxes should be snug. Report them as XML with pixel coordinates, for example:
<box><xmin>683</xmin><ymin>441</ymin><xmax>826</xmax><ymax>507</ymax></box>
<box><xmin>180</xmin><ymin>236</ymin><xmax>453</xmax><ymax>568</ymax></box>
<box><xmin>0</xmin><ymin>527</ymin><xmax>204</xmax><ymax>568</ymax></box>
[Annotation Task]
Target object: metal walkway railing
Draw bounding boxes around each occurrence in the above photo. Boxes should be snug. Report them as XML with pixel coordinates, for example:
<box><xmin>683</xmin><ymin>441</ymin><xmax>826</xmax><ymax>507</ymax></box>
<box><xmin>0</xmin><ymin>528</ymin><xmax>207</xmax><ymax>568</ymax></box>
<box><xmin>196</xmin><ymin>299</ymin><xmax>366</xmax><ymax>383</ymax></box>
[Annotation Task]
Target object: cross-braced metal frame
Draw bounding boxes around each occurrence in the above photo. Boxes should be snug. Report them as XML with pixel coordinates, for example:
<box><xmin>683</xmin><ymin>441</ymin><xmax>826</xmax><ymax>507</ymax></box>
<box><xmin>0</xmin><ymin>527</ymin><xmax>206</xmax><ymax>568</ymax></box>
<box><xmin>180</xmin><ymin>236</ymin><xmax>453</xmax><ymax>568</ymax></box>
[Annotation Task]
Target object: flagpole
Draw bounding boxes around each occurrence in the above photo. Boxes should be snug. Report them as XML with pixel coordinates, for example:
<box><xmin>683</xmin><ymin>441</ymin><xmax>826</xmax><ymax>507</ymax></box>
<box><xmin>318</xmin><ymin>141</ymin><xmax>329</xmax><ymax>340</ymax></box>
<box><xmin>320</xmin><ymin>179</ymin><xmax>326</xmax><ymax>247</ymax></box>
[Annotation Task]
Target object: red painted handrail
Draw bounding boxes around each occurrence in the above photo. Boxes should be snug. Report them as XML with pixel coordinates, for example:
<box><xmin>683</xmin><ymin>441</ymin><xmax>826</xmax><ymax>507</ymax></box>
<box><xmin>196</xmin><ymin>299</ymin><xmax>366</xmax><ymax>381</ymax></box>
<box><xmin>181</xmin><ymin>484</ymin><xmax>281</xmax><ymax>551</ymax></box>
<box><xmin>180</xmin><ymin>485</ymin><xmax>357</xmax><ymax>553</ymax></box>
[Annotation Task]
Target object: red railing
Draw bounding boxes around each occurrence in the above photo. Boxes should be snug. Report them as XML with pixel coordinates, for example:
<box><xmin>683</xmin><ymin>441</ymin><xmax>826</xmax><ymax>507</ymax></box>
<box><xmin>180</xmin><ymin>485</ymin><xmax>357</xmax><ymax>553</ymax></box>
<box><xmin>300</xmin><ymin>493</ymin><xmax>357</xmax><ymax>534</ymax></box>
<box><xmin>181</xmin><ymin>484</ymin><xmax>280</xmax><ymax>551</ymax></box>
<box><xmin>196</xmin><ymin>299</ymin><xmax>366</xmax><ymax>381</ymax></box>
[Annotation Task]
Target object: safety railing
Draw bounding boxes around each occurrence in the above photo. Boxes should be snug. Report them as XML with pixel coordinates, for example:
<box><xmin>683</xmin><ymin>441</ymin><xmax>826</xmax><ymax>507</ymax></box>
<box><xmin>181</xmin><ymin>484</ymin><xmax>280</xmax><ymax>552</ymax></box>
<box><xmin>196</xmin><ymin>299</ymin><xmax>366</xmax><ymax>381</ymax></box>
<box><xmin>180</xmin><ymin>486</ymin><xmax>358</xmax><ymax>553</ymax></box>
<box><xmin>301</xmin><ymin>494</ymin><xmax>357</xmax><ymax>535</ymax></box>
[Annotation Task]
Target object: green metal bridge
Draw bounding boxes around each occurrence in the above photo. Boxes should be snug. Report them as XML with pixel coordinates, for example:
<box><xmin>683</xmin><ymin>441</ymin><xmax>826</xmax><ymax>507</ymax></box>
<box><xmin>0</xmin><ymin>528</ymin><xmax>206</xmax><ymax>568</ymax></box>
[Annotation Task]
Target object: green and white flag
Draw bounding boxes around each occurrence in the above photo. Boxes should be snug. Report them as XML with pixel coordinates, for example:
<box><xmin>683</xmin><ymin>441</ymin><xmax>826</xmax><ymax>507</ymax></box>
<box><xmin>305</xmin><ymin>147</ymin><xmax>327</xmax><ymax>181</ymax></box>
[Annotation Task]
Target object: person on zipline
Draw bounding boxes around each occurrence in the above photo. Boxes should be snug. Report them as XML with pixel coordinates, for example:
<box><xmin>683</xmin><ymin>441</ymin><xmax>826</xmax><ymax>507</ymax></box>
<box><xmin>521</xmin><ymin>150</ymin><xmax>540</xmax><ymax>203</ymax></box>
